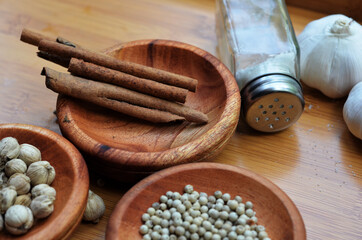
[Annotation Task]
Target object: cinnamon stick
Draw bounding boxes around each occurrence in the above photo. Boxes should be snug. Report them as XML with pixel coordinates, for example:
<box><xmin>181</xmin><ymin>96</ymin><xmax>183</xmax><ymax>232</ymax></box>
<box><xmin>20</xmin><ymin>28</ymin><xmax>81</xmax><ymax>49</ymax></box>
<box><xmin>38</xmin><ymin>39</ymin><xmax>198</xmax><ymax>92</ymax></box>
<box><xmin>68</xmin><ymin>58</ymin><xmax>188</xmax><ymax>103</ymax></box>
<box><xmin>42</xmin><ymin>68</ymin><xmax>208</xmax><ymax>124</ymax></box>
<box><xmin>20</xmin><ymin>28</ymin><xmax>54</xmax><ymax>47</ymax></box>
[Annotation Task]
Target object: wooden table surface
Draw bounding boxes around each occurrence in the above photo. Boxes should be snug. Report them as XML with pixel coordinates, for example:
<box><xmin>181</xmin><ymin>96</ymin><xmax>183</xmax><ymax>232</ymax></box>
<box><xmin>0</xmin><ymin>0</ymin><xmax>361</xmax><ymax>239</ymax></box>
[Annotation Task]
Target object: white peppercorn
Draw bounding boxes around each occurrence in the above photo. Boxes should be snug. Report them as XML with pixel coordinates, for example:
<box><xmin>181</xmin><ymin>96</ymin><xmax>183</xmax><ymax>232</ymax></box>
<box><xmin>214</xmin><ymin>219</ymin><xmax>224</xmax><ymax>229</ymax></box>
<box><xmin>219</xmin><ymin>211</ymin><xmax>229</xmax><ymax>220</ymax></box>
<box><xmin>214</xmin><ymin>191</ymin><xmax>222</xmax><ymax>199</ymax></box>
<box><xmin>140</xmin><ymin>225</ymin><xmax>149</xmax><ymax>234</ymax></box>
<box><xmin>245</xmin><ymin>201</ymin><xmax>253</xmax><ymax>209</ymax></box>
<box><xmin>147</xmin><ymin>207</ymin><xmax>156</xmax><ymax>215</ymax></box>
<box><xmin>245</xmin><ymin>209</ymin><xmax>254</xmax><ymax>218</ymax></box>
<box><xmin>160</xmin><ymin>195</ymin><xmax>168</xmax><ymax>203</ymax></box>
<box><xmin>229</xmin><ymin>212</ymin><xmax>238</xmax><ymax>222</ymax></box>
<box><xmin>190</xmin><ymin>232</ymin><xmax>199</xmax><ymax>240</ymax></box>
<box><xmin>153</xmin><ymin>225</ymin><xmax>162</xmax><ymax>233</ymax></box>
<box><xmin>184</xmin><ymin>185</ymin><xmax>193</xmax><ymax>194</ymax></box>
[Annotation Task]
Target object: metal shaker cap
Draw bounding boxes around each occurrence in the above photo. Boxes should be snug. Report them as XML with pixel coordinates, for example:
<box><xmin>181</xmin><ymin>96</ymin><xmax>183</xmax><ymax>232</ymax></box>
<box><xmin>241</xmin><ymin>74</ymin><xmax>304</xmax><ymax>132</ymax></box>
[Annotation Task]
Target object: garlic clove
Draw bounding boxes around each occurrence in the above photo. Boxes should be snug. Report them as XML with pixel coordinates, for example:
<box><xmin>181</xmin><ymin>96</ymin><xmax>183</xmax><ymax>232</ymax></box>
<box><xmin>26</xmin><ymin>160</ymin><xmax>56</xmax><ymax>186</ymax></box>
<box><xmin>0</xmin><ymin>186</ymin><xmax>17</xmax><ymax>214</ymax></box>
<box><xmin>30</xmin><ymin>195</ymin><xmax>54</xmax><ymax>219</ymax></box>
<box><xmin>31</xmin><ymin>183</ymin><xmax>56</xmax><ymax>201</ymax></box>
<box><xmin>5</xmin><ymin>205</ymin><xmax>33</xmax><ymax>235</ymax></box>
<box><xmin>18</xmin><ymin>143</ymin><xmax>41</xmax><ymax>166</ymax></box>
<box><xmin>0</xmin><ymin>137</ymin><xmax>20</xmax><ymax>171</ymax></box>
<box><xmin>5</xmin><ymin>158</ymin><xmax>27</xmax><ymax>177</ymax></box>
<box><xmin>83</xmin><ymin>190</ymin><xmax>105</xmax><ymax>223</ymax></box>
<box><xmin>14</xmin><ymin>193</ymin><xmax>32</xmax><ymax>207</ymax></box>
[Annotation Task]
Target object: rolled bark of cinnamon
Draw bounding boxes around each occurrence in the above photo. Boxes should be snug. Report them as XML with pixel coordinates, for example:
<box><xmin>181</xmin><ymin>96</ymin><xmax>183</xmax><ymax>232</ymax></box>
<box><xmin>42</xmin><ymin>68</ymin><xmax>208</xmax><ymax>124</ymax></box>
<box><xmin>20</xmin><ymin>28</ymin><xmax>54</xmax><ymax>46</ymax></box>
<box><xmin>20</xmin><ymin>28</ymin><xmax>82</xmax><ymax>49</ymax></box>
<box><xmin>38</xmin><ymin>40</ymin><xmax>198</xmax><ymax>92</ymax></box>
<box><xmin>68</xmin><ymin>58</ymin><xmax>188</xmax><ymax>103</ymax></box>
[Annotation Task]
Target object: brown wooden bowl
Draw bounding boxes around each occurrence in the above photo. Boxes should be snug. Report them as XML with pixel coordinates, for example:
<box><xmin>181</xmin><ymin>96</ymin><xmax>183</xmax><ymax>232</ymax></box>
<box><xmin>56</xmin><ymin>39</ymin><xmax>241</xmax><ymax>182</ymax></box>
<box><xmin>106</xmin><ymin>162</ymin><xmax>306</xmax><ymax>240</ymax></box>
<box><xmin>0</xmin><ymin>123</ymin><xmax>89</xmax><ymax>239</ymax></box>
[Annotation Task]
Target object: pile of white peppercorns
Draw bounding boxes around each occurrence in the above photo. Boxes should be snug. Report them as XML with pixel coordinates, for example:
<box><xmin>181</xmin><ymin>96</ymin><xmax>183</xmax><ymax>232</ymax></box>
<box><xmin>139</xmin><ymin>185</ymin><xmax>270</xmax><ymax>240</ymax></box>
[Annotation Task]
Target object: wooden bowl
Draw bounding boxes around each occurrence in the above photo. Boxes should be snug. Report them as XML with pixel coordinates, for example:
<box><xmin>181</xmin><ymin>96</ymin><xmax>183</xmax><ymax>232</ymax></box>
<box><xmin>106</xmin><ymin>162</ymin><xmax>306</xmax><ymax>239</ymax></box>
<box><xmin>56</xmin><ymin>39</ymin><xmax>241</xmax><ymax>182</ymax></box>
<box><xmin>0</xmin><ymin>123</ymin><xmax>89</xmax><ymax>239</ymax></box>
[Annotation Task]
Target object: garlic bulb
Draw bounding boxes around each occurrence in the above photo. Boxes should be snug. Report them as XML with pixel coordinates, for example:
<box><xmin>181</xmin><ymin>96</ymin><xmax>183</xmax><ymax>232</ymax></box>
<box><xmin>0</xmin><ymin>186</ymin><xmax>17</xmax><ymax>214</ymax></box>
<box><xmin>18</xmin><ymin>143</ymin><xmax>41</xmax><ymax>166</ymax></box>
<box><xmin>5</xmin><ymin>205</ymin><xmax>33</xmax><ymax>235</ymax></box>
<box><xmin>0</xmin><ymin>137</ymin><xmax>20</xmax><ymax>171</ymax></box>
<box><xmin>26</xmin><ymin>160</ymin><xmax>55</xmax><ymax>186</ymax></box>
<box><xmin>31</xmin><ymin>184</ymin><xmax>56</xmax><ymax>200</ymax></box>
<box><xmin>83</xmin><ymin>190</ymin><xmax>105</xmax><ymax>223</ymax></box>
<box><xmin>5</xmin><ymin>158</ymin><xmax>27</xmax><ymax>177</ymax></box>
<box><xmin>30</xmin><ymin>195</ymin><xmax>54</xmax><ymax>219</ymax></box>
<box><xmin>298</xmin><ymin>14</ymin><xmax>362</xmax><ymax>98</ymax></box>
<box><xmin>343</xmin><ymin>82</ymin><xmax>362</xmax><ymax>140</ymax></box>
<box><xmin>8</xmin><ymin>173</ymin><xmax>31</xmax><ymax>195</ymax></box>
<box><xmin>14</xmin><ymin>193</ymin><xmax>32</xmax><ymax>207</ymax></box>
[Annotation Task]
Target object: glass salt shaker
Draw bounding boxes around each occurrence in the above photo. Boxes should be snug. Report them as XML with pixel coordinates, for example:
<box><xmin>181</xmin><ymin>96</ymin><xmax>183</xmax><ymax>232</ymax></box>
<box><xmin>216</xmin><ymin>0</ymin><xmax>305</xmax><ymax>132</ymax></box>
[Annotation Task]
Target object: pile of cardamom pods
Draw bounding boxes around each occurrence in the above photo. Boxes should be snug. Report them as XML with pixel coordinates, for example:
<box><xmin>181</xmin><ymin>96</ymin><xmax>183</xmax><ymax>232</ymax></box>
<box><xmin>0</xmin><ymin>137</ymin><xmax>56</xmax><ymax>235</ymax></box>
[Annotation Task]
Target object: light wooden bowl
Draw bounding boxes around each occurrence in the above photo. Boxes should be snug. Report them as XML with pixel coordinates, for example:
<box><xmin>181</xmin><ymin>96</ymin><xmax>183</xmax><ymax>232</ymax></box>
<box><xmin>56</xmin><ymin>39</ymin><xmax>241</xmax><ymax>182</ymax></box>
<box><xmin>106</xmin><ymin>162</ymin><xmax>306</xmax><ymax>240</ymax></box>
<box><xmin>0</xmin><ymin>123</ymin><xmax>89</xmax><ymax>239</ymax></box>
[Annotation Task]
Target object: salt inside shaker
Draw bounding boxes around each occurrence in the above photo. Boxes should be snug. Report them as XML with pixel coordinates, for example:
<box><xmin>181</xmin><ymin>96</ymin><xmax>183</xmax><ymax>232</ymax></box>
<box><xmin>216</xmin><ymin>0</ymin><xmax>305</xmax><ymax>132</ymax></box>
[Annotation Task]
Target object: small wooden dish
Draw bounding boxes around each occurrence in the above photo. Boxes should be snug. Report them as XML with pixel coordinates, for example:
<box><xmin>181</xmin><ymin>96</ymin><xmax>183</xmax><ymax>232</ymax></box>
<box><xmin>56</xmin><ymin>39</ymin><xmax>241</xmax><ymax>182</ymax></box>
<box><xmin>0</xmin><ymin>123</ymin><xmax>89</xmax><ymax>239</ymax></box>
<box><xmin>106</xmin><ymin>162</ymin><xmax>306</xmax><ymax>240</ymax></box>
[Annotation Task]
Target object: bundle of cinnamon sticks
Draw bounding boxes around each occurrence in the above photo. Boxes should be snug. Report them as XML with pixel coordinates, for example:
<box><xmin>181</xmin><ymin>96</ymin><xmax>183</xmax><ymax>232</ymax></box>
<box><xmin>20</xmin><ymin>29</ymin><xmax>208</xmax><ymax>124</ymax></box>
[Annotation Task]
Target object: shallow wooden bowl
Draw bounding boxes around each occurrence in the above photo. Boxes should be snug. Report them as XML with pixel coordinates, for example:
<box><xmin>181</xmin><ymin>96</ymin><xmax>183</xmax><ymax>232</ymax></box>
<box><xmin>106</xmin><ymin>162</ymin><xmax>306</xmax><ymax>239</ymax></box>
<box><xmin>0</xmin><ymin>123</ymin><xmax>89</xmax><ymax>239</ymax></box>
<box><xmin>56</xmin><ymin>39</ymin><xmax>241</xmax><ymax>182</ymax></box>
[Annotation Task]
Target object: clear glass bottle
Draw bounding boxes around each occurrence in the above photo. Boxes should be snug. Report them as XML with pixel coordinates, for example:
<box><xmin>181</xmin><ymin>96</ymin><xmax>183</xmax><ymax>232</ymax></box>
<box><xmin>216</xmin><ymin>0</ymin><xmax>305</xmax><ymax>132</ymax></box>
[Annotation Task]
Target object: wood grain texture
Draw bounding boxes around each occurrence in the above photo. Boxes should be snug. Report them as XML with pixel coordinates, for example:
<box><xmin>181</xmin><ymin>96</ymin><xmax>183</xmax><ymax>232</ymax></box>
<box><xmin>0</xmin><ymin>0</ymin><xmax>361</xmax><ymax>240</ymax></box>
<box><xmin>106</xmin><ymin>162</ymin><xmax>306</xmax><ymax>239</ymax></box>
<box><xmin>56</xmin><ymin>39</ymin><xmax>241</xmax><ymax>180</ymax></box>
<box><xmin>286</xmin><ymin>0</ymin><xmax>362</xmax><ymax>21</ymax></box>
<box><xmin>0</xmin><ymin>124</ymin><xmax>89</xmax><ymax>239</ymax></box>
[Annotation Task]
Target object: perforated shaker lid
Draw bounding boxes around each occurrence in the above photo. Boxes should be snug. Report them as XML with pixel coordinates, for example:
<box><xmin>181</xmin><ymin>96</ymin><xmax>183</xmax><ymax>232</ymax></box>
<box><xmin>241</xmin><ymin>74</ymin><xmax>305</xmax><ymax>132</ymax></box>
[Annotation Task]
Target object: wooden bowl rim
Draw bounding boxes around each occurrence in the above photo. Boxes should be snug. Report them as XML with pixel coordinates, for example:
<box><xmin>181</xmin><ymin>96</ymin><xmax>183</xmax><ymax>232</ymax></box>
<box><xmin>57</xmin><ymin>39</ymin><xmax>241</xmax><ymax>169</ymax></box>
<box><xmin>106</xmin><ymin>162</ymin><xmax>306</xmax><ymax>240</ymax></box>
<box><xmin>0</xmin><ymin>123</ymin><xmax>89</xmax><ymax>240</ymax></box>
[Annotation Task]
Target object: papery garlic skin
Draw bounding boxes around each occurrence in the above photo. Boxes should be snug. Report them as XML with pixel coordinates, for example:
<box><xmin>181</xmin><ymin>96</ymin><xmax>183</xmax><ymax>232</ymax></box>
<box><xmin>14</xmin><ymin>193</ymin><xmax>32</xmax><ymax>207</ymax></box>
<box><xmin>8</xmin><ymin>173</ymin><xmax>31</xmax><ymax>195</ymax></box>
<box><xmin>26</xmin><ymin>161</ymin><xmax>55</xmax><ymax>186</ymax></box>
<box><xmin>31</xmin><ymin>184</ymin><xmax>56</xmax><ymax>200</ymax></box>
<box><xmin>18</xmin><ymin>143</ymin><xmax>41</xmax><ymax>166</ymax></box>
<box><xmin>5</xmin><ymin>205</ymin><xmax>33</xmax><ymax>235</ymax></box>
<box><xmin>5</xmin><ymin>158</ymin><xmax>27</xmax><ymax>177</ymax></box>
<box><xmin>30</xmin><ymin>195</ymin><xmax>54</xmax><ymax>219</ymax></box>
<box><xmin>343</xmin><ymin>82</ymin><xmax>362</xmax><ymax>140</ymax></box>
<box><xmin>0</xmin><ymin>137</ymin><xmax>20</xmax><ymax>171</ymax></box>
<box><xmin>0</xmin><ymin>186</ymin><xmax>17</xmax><ymax>214</ymax></box>
<box><xmin>83</xmin><ymin>190</ymin><xmax>105</xmax><ymax>223</ymax></box>
<box><xmin>298</xmin><ymin>14</ymin><xmax>362</xmax><ymax>98</ymax></box>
